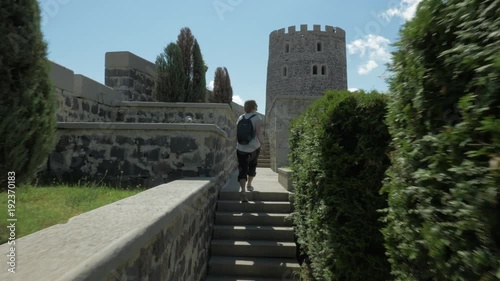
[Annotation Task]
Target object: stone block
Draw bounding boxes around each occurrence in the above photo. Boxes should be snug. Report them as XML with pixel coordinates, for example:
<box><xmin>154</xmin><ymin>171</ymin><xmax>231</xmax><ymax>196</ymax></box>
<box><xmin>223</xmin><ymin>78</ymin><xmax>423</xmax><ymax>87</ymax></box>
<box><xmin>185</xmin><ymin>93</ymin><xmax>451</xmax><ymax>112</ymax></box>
<box><xmin>49</xmin><ymin>61</ymin><xmax>74</xmax><ymax>92</ymax></box>
<box><xmin>73</xmin><ymin>74</ymin><xmax>123</xmax><ymax>106</ymax></box>
<box><xmin>105</xmin><ymin>51</ymin><xmax>156</xmax><ymax>77</ymax></box>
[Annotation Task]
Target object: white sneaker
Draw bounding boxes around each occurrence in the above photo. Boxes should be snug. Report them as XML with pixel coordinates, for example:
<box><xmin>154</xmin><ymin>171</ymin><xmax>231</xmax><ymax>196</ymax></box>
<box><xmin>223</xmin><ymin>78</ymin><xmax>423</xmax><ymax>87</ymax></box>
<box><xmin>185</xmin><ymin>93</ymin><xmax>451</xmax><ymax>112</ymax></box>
<box><xmin>247</xmin><ymin>185</ymin><xmax>254</xmax><ymax>192</ymax></box>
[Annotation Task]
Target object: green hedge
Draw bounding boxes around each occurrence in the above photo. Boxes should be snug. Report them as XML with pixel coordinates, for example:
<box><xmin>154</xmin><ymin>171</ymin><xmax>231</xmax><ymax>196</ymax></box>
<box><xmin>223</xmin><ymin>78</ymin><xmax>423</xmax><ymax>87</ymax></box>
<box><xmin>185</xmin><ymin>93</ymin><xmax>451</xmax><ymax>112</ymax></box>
<box><xmin>0</xmin><ymin>0</ymin><xmax>56</xmax><ymax>188</ymax></box>
<box><xmin>290</xmin><ymin>90</ymin><xmax>391</xmax><ymax>281</ymax></box>
<box><xmin>382</xmin><ymin>0</ymin><xmax>500</xmax><ymax>280</ymax></box>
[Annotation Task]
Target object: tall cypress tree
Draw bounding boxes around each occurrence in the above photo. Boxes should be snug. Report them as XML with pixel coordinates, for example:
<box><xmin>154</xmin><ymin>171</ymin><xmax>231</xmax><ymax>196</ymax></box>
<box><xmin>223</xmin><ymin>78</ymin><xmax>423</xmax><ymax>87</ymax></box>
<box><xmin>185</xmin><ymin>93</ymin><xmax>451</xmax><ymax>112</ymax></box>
<box><xmin>192</xmin><ymin>40</ymin><xmax>207</xmax><ymax>102</ymax></box>
<box><xmin>177</xmin><ymin>27</ymin><xmax>194</xmax><ymax>102</ymax></box>
<box><xmin>155</xmin><ymin>43</ymin><xmax>186</xmax><ymax>102</ymax></box>
<box><xmin>0</xmin><ymin>0</ymin><xmax>56</xmax><ymax>188</ymax></box>
<box><xmin>213</xmin><ymin>67</ymin><xmax>233</xmax><ymax>104</ymax></box>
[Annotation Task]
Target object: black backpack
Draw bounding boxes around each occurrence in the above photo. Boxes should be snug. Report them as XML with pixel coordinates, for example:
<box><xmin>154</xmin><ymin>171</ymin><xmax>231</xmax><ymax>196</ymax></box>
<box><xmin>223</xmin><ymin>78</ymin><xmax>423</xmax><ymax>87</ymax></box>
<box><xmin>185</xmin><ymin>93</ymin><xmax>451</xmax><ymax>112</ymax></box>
<box><xmin>237</xmin><ymin>114</ymin><xmax>257</xmax><ymax>145</ymax></box>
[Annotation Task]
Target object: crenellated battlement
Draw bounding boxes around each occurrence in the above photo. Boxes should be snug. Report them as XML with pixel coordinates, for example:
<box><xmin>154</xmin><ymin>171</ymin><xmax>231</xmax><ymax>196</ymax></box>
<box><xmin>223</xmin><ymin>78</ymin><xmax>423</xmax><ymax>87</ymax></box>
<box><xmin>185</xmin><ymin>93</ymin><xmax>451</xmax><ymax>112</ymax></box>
<box><xmin>270</xmin><ymin>24</ymin><xmax>345</xmax><ymax>39</ymax></box>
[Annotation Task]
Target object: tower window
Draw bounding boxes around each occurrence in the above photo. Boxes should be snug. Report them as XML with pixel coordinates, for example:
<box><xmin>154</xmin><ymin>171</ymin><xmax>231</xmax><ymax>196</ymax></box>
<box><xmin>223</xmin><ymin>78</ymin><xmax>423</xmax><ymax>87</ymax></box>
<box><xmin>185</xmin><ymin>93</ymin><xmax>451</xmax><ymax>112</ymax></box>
<box><xmin>285</xmin><ymin>43</ymin><xmax>290</xmax><ymax>53</ymax></box>
<box><xmin>317</xmin><ymin>42</ymin><xmax>322</xmax><ymax>52</ymax></box>
<box><xmin>282</xmin><ymin>66</ymin><xmax>288</xmax><ymax>77</ymax></box>
<box><xmin>312</xmin><ymin>65</ymin><xmax>318</xmax><ymax>75</ymax></box>
<box><xmin>321</xmin><ymin>65</ymin><xmax>327</xmax><ymax>75</ymax></box>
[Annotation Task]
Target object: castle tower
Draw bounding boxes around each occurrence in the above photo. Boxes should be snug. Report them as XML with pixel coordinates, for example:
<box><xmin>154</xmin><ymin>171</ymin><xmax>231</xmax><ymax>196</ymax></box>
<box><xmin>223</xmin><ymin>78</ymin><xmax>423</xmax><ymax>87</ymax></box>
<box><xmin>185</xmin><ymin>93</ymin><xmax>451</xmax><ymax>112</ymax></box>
<box><xmin>265</xmin><ymin>24</ymin><xmax>347</xmax><ymax>170</ymax></box>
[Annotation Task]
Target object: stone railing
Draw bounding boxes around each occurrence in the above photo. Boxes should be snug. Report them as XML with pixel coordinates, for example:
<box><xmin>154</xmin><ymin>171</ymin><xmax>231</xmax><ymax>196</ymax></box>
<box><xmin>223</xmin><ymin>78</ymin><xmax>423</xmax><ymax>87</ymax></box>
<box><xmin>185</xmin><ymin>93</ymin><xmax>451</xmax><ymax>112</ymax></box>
<box><xmin>41</xmin><ymin>122</ymin><xmax>233</xmax><ymax>188</ymax></box>
<box><xmin>0</xmin><ymin>177</ymin><xmax>225</xmax><ymax>281</ymax></box>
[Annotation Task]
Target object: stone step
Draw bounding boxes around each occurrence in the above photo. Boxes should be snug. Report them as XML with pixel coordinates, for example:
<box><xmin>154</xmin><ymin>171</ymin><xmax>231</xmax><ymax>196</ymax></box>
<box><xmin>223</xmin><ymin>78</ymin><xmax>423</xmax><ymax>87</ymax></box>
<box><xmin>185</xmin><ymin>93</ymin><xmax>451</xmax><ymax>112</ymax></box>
<box><xmin>205</xmin><ymin>277</ymin><xmax>283</xmax><ymax>281</ymax></box>
<box><xmin>211</xmin><ymin>240</ymin><xmax>296</xmax><ymax>258</ymax></box>
<box><xmin>258</xmin><ymin>164</ymin><xmax>271</xmax><ymax>168</ymax></box>
<box><xmin>258</xmin><ymin>159</ymin><xmax>271</xmax><ymax>163</ymax></box>
<box><xmin>213</xmin><ymin>225</ymin><xmax>295</xmax><ymax>242</ymax></box>
<box><xmin>217</xmin><ymin>200</ymin><xmax>291</xmax><ymax>213</ymax></box>
<box><xmin>219</xmin><ymin>192</ymin><xmax>289</xmax><ymax>202</ymax></box>
<box><xmin>208</xmin><ymin>256</ymin><xmax>300</xmax><ymax>278</ymax></box>
<box><xmin>215</xmin><ymin>212</ymin><xmax>293</xmax><ymax>227</ymax></box>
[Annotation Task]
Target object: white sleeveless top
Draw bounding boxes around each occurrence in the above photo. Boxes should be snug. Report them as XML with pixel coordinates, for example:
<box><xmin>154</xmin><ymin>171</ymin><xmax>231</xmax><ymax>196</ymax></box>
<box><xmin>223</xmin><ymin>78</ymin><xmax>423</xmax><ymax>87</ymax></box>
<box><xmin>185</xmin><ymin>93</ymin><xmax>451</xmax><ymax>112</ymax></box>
<box><xmin>236</xmin><ymin>113</ymin><xmax>261</xmax><ymax>153</ymax></box>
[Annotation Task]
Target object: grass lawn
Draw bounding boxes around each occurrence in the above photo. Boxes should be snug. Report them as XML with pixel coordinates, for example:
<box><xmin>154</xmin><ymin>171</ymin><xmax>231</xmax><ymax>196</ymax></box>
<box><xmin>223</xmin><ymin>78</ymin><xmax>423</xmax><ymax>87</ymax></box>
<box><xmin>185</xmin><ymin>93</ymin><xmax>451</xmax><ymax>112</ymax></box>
<box><xmin>0</xmin><ymin>184</ymin><xmax>143</xmax><ymax>245</ymax></box>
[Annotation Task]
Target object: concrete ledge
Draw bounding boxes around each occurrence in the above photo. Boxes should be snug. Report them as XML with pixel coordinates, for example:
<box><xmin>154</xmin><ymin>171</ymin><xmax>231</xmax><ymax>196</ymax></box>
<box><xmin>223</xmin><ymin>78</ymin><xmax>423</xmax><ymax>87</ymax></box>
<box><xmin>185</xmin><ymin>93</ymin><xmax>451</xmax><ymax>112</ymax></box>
<box><xmin>0</xmin><ymin>179</ymin><xmax>214</xmax><ymax>281</ymax></box>
<box><xmin>73</xmin><ymin>74</ymin><xmax>123</xmax><ymax>106</ymax></box>
<box><xmin>56</xmin><ymin>122</ymin><xmax>229</xmax><ymax>138</ymax></box>
<box><xmin>50</xmin><ymin>61</ymin><xmax>74</xmax><ymax>92</ymax></box>
<box><xmin>105</xmin><ymin>51</ymin><xmax>156</xmax><ymax>77</ymax></box>
<box><xmin>278</xmin><ymin>167</ymin><xmax>293</xmax><ymax>192</ymax></box>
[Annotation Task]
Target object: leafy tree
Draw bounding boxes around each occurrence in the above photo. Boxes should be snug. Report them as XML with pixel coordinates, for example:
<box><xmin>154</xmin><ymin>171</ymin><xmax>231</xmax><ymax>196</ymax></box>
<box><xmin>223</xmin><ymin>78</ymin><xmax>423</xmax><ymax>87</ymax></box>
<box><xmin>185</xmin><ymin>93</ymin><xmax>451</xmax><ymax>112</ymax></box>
<box><xmin>192</xmin><ymin>40</ymin><xmax>207</xmax><ymax>102</ymax></box>
<box><xmin>0</xmin><ymin>0</ymin><xmax>56</xmax><ymax>188</ymax></box>
<box><xmin>213</xmin><ymin>67</ymin><xmax>233</xmax><ymax>103</ymax></box>
<box><xmin>155</xmin><ymin>43</ymin><xmax>186</xmax><ymax>102</ymax></box>
<box><xmin>382</xmin><ymin>0</ymin><xmax>500</xmax><ymax>280</ymax></box>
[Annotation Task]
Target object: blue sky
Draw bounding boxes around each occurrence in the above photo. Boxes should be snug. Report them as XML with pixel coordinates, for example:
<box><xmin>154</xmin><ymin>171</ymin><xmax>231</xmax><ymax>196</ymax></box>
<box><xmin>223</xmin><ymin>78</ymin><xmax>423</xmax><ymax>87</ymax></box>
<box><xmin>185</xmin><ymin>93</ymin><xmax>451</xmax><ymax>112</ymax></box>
<box><xmin>39</xmin><ymin>0</ymin><xmax>421</xmax><ymax>113</ymax></box>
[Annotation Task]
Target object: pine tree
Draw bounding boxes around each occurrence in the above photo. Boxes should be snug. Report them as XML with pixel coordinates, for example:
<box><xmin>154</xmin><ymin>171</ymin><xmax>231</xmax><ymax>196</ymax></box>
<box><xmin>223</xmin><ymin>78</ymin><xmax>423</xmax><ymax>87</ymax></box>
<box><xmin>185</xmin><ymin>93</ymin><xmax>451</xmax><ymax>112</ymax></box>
<box><xmin>213</xmin><ymin>67</ymin><xmax>233</xmax><ymax>103</ymax></box>
<box><xmin>0</xmin><ymin>0</ymin><xmax>56</xmax><ymax>188</ymax></box>
<box><xmin>155</xmin><ymin>43</ymin><xmax>186</xmax><ymax>102</ymax></box>
<box><xmin>192</xmin><ymin>40</ymin><xmax>207</xmax><ymax>102</ymax></box>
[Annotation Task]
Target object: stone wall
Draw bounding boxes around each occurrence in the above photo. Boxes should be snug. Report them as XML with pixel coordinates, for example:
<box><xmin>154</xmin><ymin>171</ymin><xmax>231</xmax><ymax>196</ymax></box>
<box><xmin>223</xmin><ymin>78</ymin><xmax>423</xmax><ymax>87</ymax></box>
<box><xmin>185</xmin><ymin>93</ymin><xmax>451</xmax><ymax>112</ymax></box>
<box><xmin>42</xmin><ymin>123</ymin><xmax>230</xmax><ymax>188</ymax></box>
<box><xmin>267</xmin><ymin>95</ymin><xmax>319</xmax><ymax>171</ymax></box>
<box><xmin>0</xmin><ymin>177</ymin><xmax>225</xmax><ymax>281</ymax></box>
<box><xmin>50</xmin><ymin>62</ymin><xmax>123</xmax><ymax>122</ymax></box>
<box><xmin>46</xmin><ymin>57</ymin><xmax>239</xmax><ymax>187</ymax></box>
<box><xmin>105</xmin><ymin>51</ymin><xmax>156</xmax><ymax>101</ymax></box>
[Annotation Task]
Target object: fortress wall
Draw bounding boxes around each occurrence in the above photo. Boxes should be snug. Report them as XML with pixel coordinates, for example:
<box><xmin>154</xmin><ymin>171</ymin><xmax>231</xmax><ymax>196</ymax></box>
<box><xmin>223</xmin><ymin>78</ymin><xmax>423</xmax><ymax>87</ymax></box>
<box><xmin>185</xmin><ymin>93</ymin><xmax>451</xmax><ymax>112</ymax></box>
<box><xmin>44</xmin><ymin>53</ymin><xmax>238</xmax><ymax>187</ymax></box>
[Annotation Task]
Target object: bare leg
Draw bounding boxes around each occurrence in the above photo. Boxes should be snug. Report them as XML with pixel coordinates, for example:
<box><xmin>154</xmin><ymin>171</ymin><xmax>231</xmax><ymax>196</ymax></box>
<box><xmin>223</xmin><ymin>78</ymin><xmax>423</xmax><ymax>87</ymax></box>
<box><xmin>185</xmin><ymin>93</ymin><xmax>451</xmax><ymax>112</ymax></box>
<box><xmin>239</xmin><ymin>179</ymin><xmax>246</xmax><ymax>192</ymax></box>
<box><xmin>239</xmin><ymin>179</ymin><xmax>248</xmax><ymax>202</ymax></box>
<box><xmin>247</xmin><ymin>176</ymin><xmax>254</xmax><ymax>187</ymax></box>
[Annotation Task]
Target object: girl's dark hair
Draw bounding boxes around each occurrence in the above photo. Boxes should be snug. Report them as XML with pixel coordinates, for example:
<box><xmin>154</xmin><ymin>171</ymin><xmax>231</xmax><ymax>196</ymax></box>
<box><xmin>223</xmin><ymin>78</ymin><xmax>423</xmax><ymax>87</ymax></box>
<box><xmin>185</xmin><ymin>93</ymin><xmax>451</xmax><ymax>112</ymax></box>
<box><xmin>244</xmin><ymin>100</ymin><xmax>257</xmax><ymax>113</ymax></box>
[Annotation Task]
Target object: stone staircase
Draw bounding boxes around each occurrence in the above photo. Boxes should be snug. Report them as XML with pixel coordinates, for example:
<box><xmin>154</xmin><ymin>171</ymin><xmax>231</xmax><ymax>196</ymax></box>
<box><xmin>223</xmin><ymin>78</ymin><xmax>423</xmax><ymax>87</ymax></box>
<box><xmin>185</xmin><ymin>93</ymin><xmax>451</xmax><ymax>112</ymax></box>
<box><xmin>258</xmin><ymin>138</ymin><xmax>271</xmax><ymax>168</ymax></box>
<box><xmin>205</xmin><ymin>169</ymin><xmax>300</xmax><ymax>280</ymax></box>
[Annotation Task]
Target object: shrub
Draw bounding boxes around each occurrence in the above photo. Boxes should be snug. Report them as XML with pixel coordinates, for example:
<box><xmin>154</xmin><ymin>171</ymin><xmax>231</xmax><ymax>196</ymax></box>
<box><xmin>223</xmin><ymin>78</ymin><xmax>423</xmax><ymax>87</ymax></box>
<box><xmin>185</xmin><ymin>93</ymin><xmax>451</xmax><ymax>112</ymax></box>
<box><xmin>0</xmin><ymin>0</ymin><xmax>56</xmax><ymax>188</ymax></box>
<box><xmin>382</xmin><ymin>0</ymin><xmax>500</xmax><ymax>280</ymax></box>
<box><xmin>290</xmin><ymin>90</ymin><xmax>391</xmax><ymax>281</ymax></box>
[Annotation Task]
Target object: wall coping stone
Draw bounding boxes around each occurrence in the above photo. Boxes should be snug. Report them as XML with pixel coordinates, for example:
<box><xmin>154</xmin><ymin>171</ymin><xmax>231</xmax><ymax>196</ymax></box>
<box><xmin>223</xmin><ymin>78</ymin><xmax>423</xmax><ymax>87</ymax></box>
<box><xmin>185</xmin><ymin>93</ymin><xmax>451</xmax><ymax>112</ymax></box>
<box><xmin>105</xmin><ymin>51</ymin><xmax>156</xmax><ymax>77</ymax></box>
<box><xmin>50</xmin><ymin>61</ymin><xmax>74</xmax><ymax>92</ymax></box>
<box><xmin>0</xmin><ymin>179</ymin><xmax>215</xmax><ymax>281</ymax></box>
<box><xmin>118</xmin><ymin>101</ymin><xmax>230</xmax><ymax>109</ymax></box>
<box><xmin>73</xmin><ymin>74</ymin><xmax>124</xmax><ymax>105</ymax></box>
<box><xmin>56</xmin><ymin>122</ymin><xmax>229</xmax><ymax>138</ymax></box>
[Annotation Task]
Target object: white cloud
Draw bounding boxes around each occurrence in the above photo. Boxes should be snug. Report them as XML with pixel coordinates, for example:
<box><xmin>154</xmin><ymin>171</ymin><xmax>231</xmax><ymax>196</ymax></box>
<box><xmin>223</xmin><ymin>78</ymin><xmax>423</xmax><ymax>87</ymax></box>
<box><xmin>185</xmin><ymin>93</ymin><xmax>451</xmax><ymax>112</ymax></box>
<box><xmin>348</xmin><ymin>88</ymin><xmax>359</xmax><ymax>92</ymax></box>
<box><xmin>232</xmin><ymin>95</ymin><xmax>244</xmax><ymax>106</ymax></box>
<box><xmin>347</xmin><ymin>34</ymin><xmax>391</xmax><ymax>75</ymax></box>
<box><xmin>208</xmin><ymin>80</ymin><xmax>214</xmax><ymax>90</ymax></box>
<box><xmin>382</xmin><ymin>0</ymin><xmax>422</xmax><ymax>21</ymax></box>
<box><xmin>358</xmin><ymin>60</ymin><xmax>379</xmax><ymax>75</ymax></box>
